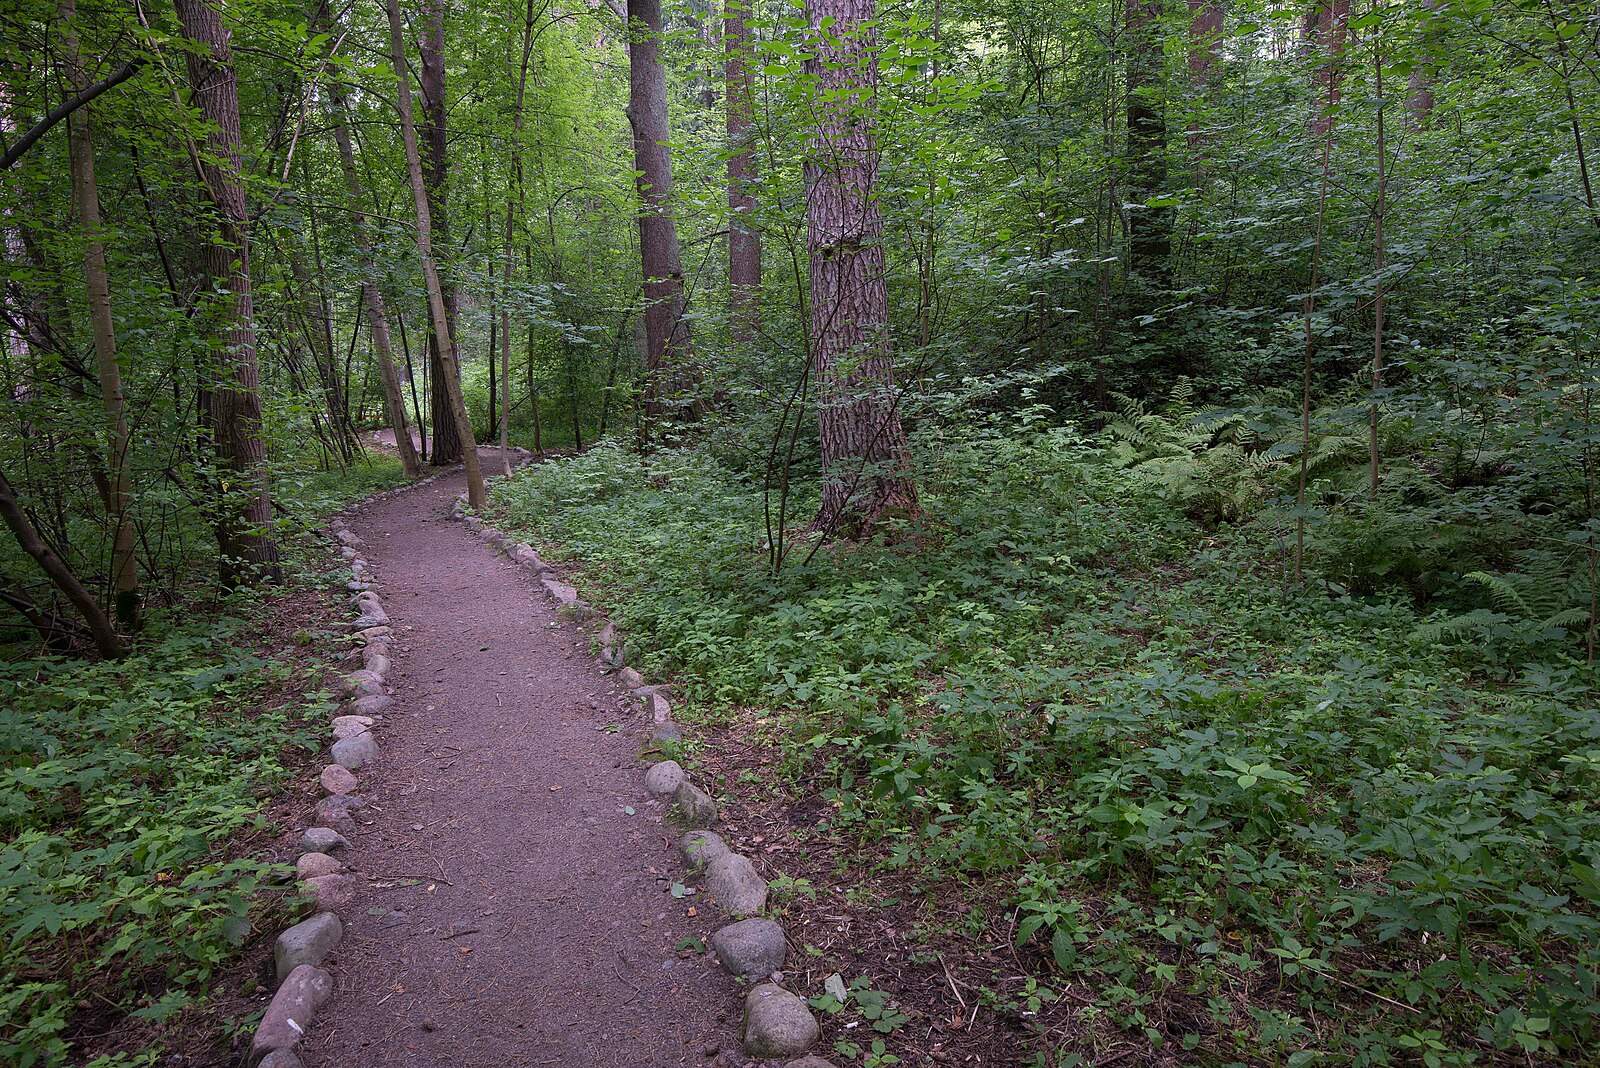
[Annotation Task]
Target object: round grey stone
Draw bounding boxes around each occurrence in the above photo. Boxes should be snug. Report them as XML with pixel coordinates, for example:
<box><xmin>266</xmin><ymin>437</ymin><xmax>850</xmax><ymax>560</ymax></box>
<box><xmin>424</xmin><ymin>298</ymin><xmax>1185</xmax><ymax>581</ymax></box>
<box><xmin>331</xmin><ymin>715</ymin><xmax>373</xmax><ymax>740</ymax></box>
<box><xmin>711</xmin><ymin>918</ymin><xmax>787</xmax><ymax>978</ymax></box>
<box><xmin>705</xmin><ymin>853</ymin><xmax>768</xmax><ymax>917</ymax></box>
<box><xmin>644</xmin><ymin>760</ymin><xmax>686</xmax><ymax>799</ymax></box>
<box><xmin>742</xmin><ymin>984</ymin><xmax>820</xmax><ymax>1058</ymax></box>
<box><xmin>331</xmin><ymin>732</ymin><xmax>378</xmax><ymax>770</ymax></box>
<box><xmin>614</xmin><ymin>666</ymin><xmax>645</xmax><ymax>689</ymax></box>
<box><xmin>296</xmin><ymin>852</ymin><xmax>344</xmax><ymax>879</ymax></box>
<box><xmin>274</xmin><ymin>912</ymin><xmax>343</xmax><ymax>983</ymax></box>
<box><xmin>314</xmin><ymin>794</ymin><xmax>365</xmax><ymax>825</ymax></box>
<box><xmin>299</xmin><ymin>827</ymin><xmax>350</xmax><ymax>855</ymax></box>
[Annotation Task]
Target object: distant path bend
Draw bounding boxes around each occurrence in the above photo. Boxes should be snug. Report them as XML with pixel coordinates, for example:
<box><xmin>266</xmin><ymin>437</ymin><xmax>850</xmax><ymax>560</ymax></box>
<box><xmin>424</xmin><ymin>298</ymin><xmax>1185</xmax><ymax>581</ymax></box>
<box><xmin>304</xmin><ymin>455</ymin><xmax>733</xmax><ymax>1068</ymax></box>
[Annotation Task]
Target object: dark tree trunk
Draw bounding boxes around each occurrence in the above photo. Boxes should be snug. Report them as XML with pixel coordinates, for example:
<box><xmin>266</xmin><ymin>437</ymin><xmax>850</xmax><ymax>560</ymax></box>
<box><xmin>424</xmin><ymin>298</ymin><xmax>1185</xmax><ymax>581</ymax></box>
<box><xmin>726</xmin><ymin>0</ymin><xmax>760</xmax><ymax>346</ymax></box>
<box><xmin>172</xmin><ymin>0</ymin><xmax>282</xmax><ymax>586</ymax></box>
<box><xmin>419</xmin><ymin>0</ymin><xmax>462</xmax><ymax>463</ymax></box>
<box><xmin>1311</xmin><ymin>0</ymin><xmax>1350</xmax><ymax>141</ymax></box>
<box><xmin>803</xmin><ymin>0</ymin><xmax>918</xmax><ymax>539</ymax></box>
<box><xmin>626</xmin><ymin>0</ymin><xmax>693</xmax><ymax>420</ymax></box>
<box><xmin>62</xmin><ymin>0</ymin><xmax>140</xmax><ymax>629</ymax></box>
<box><xmin>1125</xmin><ymin>0</ymin><xmax>1172</xmax><ymax>290</ymax></box>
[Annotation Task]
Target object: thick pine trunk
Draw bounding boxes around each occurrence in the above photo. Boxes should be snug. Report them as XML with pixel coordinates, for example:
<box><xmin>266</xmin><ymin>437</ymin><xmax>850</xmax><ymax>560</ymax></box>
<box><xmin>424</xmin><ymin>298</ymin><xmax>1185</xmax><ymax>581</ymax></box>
<box><xmin>627</xmin><ymin>0</ymin><xmax>693</xmax><ymax>419</ymax></box>
<box><xmin>325</xmin><ymin>78</ymin><xmax>423</xmax><ymax>478</ymax></box>
<box><xmin>386</xmin><ymin>0</ymin><xmax>485</xmax><ymax>508</ymax></box>
<box><xmin>171</xmin><ymin>0</ymin><xmax>282</xmax><ymax>586</ymax></box>
<box><xmin>62</xmin><ymin>0</ymin><xmax>139</xmax><ymax>630</ymax></box>
<box><xmin>726</xmin><ymin>0</ymin><xmax>760</xmax><ymax>346</ymax></box>
<box><xmin>419</xmin><ymin>0</ymin><xmax>462</xmax><ymax>463</ymax></box>
<box><xmin>1311</xmin><ymin>0</ymin><xmax>1349</xmax><ymax>141</ymax></box>
<box><xmin>803</xmin><ymin>0</ymin><xmax>917</xmax><ymax>539</ymax></box>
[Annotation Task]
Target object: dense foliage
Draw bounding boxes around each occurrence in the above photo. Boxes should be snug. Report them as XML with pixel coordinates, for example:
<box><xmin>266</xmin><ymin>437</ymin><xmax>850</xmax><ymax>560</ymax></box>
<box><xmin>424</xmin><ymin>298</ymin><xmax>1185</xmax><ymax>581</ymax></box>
<box><xmin>492</xmin><ymin>412</ymin><xmax>1600</xmax><ymax>1064</ymax></box>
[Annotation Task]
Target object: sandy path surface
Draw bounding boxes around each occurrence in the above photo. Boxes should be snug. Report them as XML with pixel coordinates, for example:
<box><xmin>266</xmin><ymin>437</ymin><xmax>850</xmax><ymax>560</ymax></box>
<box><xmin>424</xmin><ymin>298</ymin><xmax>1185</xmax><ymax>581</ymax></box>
<box><xmin>302</xmin><ymin>455</ymin><xmax>737</xmax><ymax>1067</ymax></box>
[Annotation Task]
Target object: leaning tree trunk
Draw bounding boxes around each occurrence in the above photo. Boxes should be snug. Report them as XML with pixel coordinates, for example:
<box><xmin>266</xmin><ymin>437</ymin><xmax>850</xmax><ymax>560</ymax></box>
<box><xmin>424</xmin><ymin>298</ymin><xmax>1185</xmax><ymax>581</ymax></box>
<box><xmin>386</xmin><ymin>0</ymin><xmax>485</xmax><ymax>508</ymax></box>
<box><xmin>627</xmin><ymin>0</ymin><xmax>694</xmax><ymax>421</ymax></box>
<box><xmin>803</xmin><ymin>0</ymin><xmax>918</xmax><ymax>539</ymax></box>
<box><xmin>418</xmin><ymin>0</ymin><xmax>462</xmax><ymax>463</ymax></box>
<box><xmin>726</xmin><ymin>0</ymin><xmax>760</xmax><ymax>346</ymax></box>
<box><xmin>62</xmin><ymin>0</ymin><xmax>139</xmax><ymax>630</ymax></box>
<box><xmin>325</xmin><ymin>78</ymin><xmax>422</xmax><ymax>478</ymax></box>
<box><xmin>0</xmin><ymin>463</ymin><xmax>123</xmax><ymax>658</ymax></box>
<box><xmin>172</xmin><ymin>0</ymin><xmax>282</xmax><ymax>587</ymax></box>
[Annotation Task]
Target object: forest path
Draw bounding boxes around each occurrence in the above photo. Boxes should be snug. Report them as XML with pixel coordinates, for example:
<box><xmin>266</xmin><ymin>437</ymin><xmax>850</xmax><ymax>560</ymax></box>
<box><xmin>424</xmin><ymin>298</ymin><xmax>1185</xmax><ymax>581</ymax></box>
<box><xmin>302</xmin><ymin>453</ymin><xmax>735</xmax><ymax>1068</ymax></box>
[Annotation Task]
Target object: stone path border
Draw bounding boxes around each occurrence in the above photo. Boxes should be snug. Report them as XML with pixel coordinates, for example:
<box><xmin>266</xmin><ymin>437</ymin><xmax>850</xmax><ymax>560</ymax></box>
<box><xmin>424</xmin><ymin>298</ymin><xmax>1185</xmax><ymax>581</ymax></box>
<box><xmin>240</xmin><ymin>454</ymin><xmax>837</xmax><ymax>1066</ymax></box>
<box><xmin>450</xmin><ymin>492</ymin><xmax>838</xmax><ymax>1065</ymax></box>
<box><xmin>243</xmin><ymin>465</ymin><xmax>463</xmax><ymax>1067</ymax></box>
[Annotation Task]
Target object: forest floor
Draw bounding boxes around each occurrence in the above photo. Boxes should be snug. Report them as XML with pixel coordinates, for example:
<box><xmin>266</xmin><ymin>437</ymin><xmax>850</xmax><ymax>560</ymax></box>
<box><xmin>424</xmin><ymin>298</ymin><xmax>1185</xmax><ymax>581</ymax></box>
<box><xmin>299</xmin><ymin>456</ymin><xmax>745</xmax><ymax>1067</ymax></box>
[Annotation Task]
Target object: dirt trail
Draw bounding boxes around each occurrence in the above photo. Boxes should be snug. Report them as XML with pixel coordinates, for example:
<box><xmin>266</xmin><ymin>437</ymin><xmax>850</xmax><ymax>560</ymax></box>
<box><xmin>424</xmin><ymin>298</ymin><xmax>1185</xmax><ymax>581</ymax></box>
<box><xmin>303</xmin><ymin>456</ymin><xmax>735</xmax><ymax>1067</ymax></box>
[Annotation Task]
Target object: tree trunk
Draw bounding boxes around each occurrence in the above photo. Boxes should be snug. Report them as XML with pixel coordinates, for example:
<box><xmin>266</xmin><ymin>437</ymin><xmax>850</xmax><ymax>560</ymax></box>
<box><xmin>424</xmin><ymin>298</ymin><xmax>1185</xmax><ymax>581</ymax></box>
<box><xmin>0</xmin><ymin>462</ymin><xmax>123</xmax><ymax>658</ymax></box>
<box><xmin>172</xmin><ymin>0</ymin><xmax>282</xmax><ymax>586</ymax></box>
<box><xmin>726</xmin><ymin>0</ymin><xmax>760</xmax><ymax>346</ymax></box>
<box><xmin>1125</xmin><ymin>0</ymin><xmax>1172</xmax><ymax>290</ymax></box>
<box><xmin>419</xmin><ymin>0</ymin><xmax>462</xmax><ymax>463</ymax></box>
<box><xmin>386</xmin><ymin>0</ymin><xmax>485</xmax><ymax>507</ymax></box>
<box><xmin>626</xmin><ymin>0</ymin><xmax>693</xmax><ymax>420</ymax></box>
<box><xmin>1186</xmin><ymin>0</ymin><xmax>1223</xmax><ymax>150</ymax></box>
<box><xmin>1404</xmin><ymin>0</ymin><xmax>1438</xmax><ymax>131</ymax></box>
<box><xmin>62</xmin><ymin>0</ymin><xmax>139</xmax><ymax>630</ymax></box>
<box><xmin>1311</xmin><ymin>0</ymin><xmax>1350</xmax><ymax>141</ymax></box>
<box><xmin>325</xmin><ymin>76</ymin><xmax>423</xmax><ymax>478</ymax></box>
<box><xmin>803</xmin><ymin>0</ymin><xmax>918</xmax><ymax>539</ymax></box>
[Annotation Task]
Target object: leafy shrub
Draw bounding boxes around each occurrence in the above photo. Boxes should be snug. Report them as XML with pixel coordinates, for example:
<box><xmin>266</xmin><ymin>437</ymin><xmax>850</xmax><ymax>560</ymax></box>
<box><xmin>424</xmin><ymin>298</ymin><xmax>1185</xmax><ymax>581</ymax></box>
<box><xmin>0</xmin><ymin>621</ymin><xmax>323</xmax><ymax>1066</ymax></box>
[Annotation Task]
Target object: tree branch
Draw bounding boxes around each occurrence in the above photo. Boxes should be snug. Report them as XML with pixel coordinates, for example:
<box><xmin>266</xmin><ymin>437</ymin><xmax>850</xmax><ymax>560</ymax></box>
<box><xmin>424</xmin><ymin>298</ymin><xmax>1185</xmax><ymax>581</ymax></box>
<box><xmin>0</xmin><ymin>58</ymin><xmax>143</xmax><ymax>171</ymax></box>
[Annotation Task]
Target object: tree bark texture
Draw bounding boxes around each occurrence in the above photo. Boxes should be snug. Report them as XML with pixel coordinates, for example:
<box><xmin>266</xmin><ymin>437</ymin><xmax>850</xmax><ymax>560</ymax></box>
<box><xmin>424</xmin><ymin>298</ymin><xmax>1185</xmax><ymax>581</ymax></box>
<box><xmin>1311</xmin><ymin>0</ymin><xmax>1350</xmax><ymax>141</ymax></box>
<box><xmin>726</xmin><ymin>0</ymin><xmax>760</xmax><ymax>346</ymax></box>
<box><xmin>171</xmin><ymin>0</ymin><xmax>282</xmax><ymax>586</ymax></box>
<box><xmin>803</xmin><ymin>0</ymin><xmax>918</xmax><ymax>538</ymax></box>
<box><xmin>386</xmin><ymin>0</ymin><xmax>485</xmax><ymax>508</ymax></box>
<box><xmin>419</xmin><ymin>0</ymin><xmax>462</xmax><ymax>463</ymax></box>
<box><xmin>1125</xmin><ymin>0</ymin><xmax>1172</xmax><ymax>289</ymax></box>
<box><xmin>627</xmin><ymin>0</ymin><xmax>693</xmax><ymax>418</ymax></box>
<box><xmin>62</xmin><ymin>0</ymin><xmax>140</xmax><ymax>629</ymax></box>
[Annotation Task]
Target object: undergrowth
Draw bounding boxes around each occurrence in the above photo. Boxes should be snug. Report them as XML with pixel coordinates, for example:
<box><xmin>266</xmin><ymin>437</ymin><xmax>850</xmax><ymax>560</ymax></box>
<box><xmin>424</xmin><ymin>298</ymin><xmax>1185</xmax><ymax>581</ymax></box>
<box><xmin>0</xmin><ymin>619</ymin><xmax>326</xmax><ymax>1067</ymax></box>
<box><xmin>491</xmin><ymin>416</ymin><xmax>1600</xmax><ymax>1065</ymax></box>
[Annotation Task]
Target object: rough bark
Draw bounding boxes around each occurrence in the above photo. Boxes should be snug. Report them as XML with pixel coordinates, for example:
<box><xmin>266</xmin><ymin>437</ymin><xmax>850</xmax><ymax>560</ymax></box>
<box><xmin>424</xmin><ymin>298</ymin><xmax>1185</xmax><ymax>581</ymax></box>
<box><xmin>325</xmin><ymin>77</ymin><xmax>422</xmax><ymax>478</ymax></box>
<box><xmin>1125</xmin><ymin>0</ymin><xmax>1172</xmax><ymax>290</ymax></box>
<box><xmin>386</xmin><ymin>0</ymin><xmax>485</xmax><ymax>508</ymax></box>
<box><xmin>62</xmin><ymin>0</ymin><xmax>139</xmax><ymax>630</ymax></box>
<box><xmin>803</xmin><ymin>0</ymin><xmax>918</xmax><ymax>538</ymax></box>
<box><xmin>1311</xmin><ymin>0</ymin><xmax>1350</xmax><ymax>141</ymax></box>
<box><xmin>626</xmin><ymin>0</ymin><xmax>693</xmax><ymax>418</ymax></box>
<box><xmin>418</xmin><ymin>0</ymin><xmax>462</xmax><ymax>463</ymax></box>
<box><xmin>171</xmin><ymin>0</ymin><xmax>282</xmax><ymax>586</ymax></box>
<box><xmin>726</xmin><ymin>0</ymin><xmax>760</xmax><ymax>346</ymax></box>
